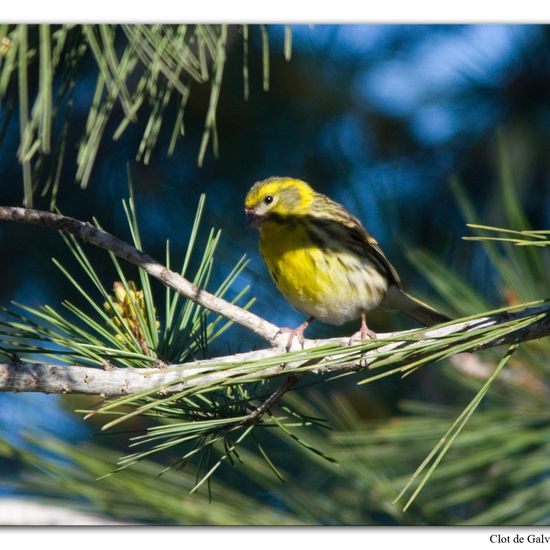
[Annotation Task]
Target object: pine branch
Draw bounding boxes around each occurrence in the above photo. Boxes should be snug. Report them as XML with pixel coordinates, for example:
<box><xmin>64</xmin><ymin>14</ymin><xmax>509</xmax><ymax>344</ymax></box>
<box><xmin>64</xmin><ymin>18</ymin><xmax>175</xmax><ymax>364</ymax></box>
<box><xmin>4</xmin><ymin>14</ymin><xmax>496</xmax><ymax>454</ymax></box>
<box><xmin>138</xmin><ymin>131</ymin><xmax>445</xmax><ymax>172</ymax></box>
<box><xmin>2</xmin><ymin>24</ymin><xmax>287</xmax><ymax>204</ymax></box>
<box><xmin>0</xmin><ymin>206</ymin><xmax>549</xmax><ymax>401</ymax></box>
<box><xmin>0</xmin><ymin>206</ymin><xmax>279</xmax><ymax>343</ymax></box>
<box><xmin>1</xmin><ymin>206</ymin><xmax>549</xmax><ymax>501</ymax></box>
<box><xmin>0</xmin><ymin>302</ymin><xmax>548</xmax><ymax>396</ymax></box>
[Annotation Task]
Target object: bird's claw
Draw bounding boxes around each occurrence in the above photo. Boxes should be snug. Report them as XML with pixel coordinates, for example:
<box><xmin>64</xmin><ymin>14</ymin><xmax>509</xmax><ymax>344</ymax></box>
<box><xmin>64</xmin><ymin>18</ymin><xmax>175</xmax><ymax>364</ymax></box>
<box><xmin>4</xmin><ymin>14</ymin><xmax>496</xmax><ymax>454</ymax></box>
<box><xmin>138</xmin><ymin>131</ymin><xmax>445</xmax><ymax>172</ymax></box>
<box><xmin>349</xmin><ymin>315</ymin><xmax>377</xmax><ymax>345</ymax></box>
<box><xmin>349</xmin><ymin>329</ymin><xmax>377</xmax><ymax>345</ymax></box>
<box><xmin>276</xmin><ymin>326</ymin><xmax>306</xmax><ymax>352</ymax></box>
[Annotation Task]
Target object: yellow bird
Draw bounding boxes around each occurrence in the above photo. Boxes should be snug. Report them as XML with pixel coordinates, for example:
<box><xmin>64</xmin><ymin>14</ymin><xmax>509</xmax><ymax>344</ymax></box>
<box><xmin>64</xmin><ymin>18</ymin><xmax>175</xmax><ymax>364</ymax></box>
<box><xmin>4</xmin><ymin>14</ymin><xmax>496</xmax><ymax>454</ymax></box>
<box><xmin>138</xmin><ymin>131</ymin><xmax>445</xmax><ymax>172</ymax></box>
<box><xmin>244</xmin><ymin>177</ymin><xmax>450</xmax><ymax>349</ymax></box>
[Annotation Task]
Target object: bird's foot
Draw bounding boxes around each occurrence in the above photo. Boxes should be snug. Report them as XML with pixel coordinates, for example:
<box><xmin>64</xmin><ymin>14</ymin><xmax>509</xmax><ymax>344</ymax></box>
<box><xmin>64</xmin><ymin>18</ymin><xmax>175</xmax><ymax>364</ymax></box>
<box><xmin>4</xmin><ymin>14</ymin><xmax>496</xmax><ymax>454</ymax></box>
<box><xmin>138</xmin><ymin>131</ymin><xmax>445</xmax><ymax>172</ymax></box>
<box><xmin>275</xmin><ymin>317</ymin><xmax>314</xmax><ymax>352</ymax></box>
<box><xmin>349</xmin><ymin>312</ymin><xmax>377</xmax><ymax>344</ymax></box>
<box><xmin>277</xmin><ymin>326</ymin><xmax>307</xmax><ymax>352</ymax></box>
<box><xmin>349</xmin><ymin>327</ymin><xmax>377</xmax><ymax>341</ymax></box>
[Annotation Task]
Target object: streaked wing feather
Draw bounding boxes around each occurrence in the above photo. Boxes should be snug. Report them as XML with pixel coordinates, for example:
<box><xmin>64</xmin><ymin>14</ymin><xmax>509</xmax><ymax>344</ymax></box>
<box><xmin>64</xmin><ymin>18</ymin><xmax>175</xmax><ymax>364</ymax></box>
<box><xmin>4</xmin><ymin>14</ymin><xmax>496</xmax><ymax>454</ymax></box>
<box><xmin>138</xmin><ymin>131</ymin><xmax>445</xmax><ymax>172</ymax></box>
<box><xmin>312</xmin><ymin>194</ymin><xmax>401</xmax><ymax>286</ymax></box>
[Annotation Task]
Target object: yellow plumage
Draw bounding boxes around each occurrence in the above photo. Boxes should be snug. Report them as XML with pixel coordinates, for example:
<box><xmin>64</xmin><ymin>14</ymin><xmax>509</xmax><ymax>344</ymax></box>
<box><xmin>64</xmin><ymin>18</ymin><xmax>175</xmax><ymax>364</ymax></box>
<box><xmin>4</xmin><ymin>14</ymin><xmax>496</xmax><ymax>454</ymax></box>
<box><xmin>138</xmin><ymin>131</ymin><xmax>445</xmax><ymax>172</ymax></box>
<box><xmin>245</xmin><ymin>177</ymin><xmax>449</xmax><ymax>345</ymax></box>
<box><xmin>258</xmin><ymin>219</ymin><xmax>388</xmax><ymax>325</ymax></box>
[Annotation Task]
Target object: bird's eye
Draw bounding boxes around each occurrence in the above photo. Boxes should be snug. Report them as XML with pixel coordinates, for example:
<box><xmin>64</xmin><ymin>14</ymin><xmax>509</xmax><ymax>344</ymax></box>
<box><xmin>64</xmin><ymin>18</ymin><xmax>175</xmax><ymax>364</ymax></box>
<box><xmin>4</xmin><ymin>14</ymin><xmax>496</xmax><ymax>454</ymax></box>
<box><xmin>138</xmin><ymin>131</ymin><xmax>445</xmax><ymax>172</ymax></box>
<box><xmin>263</xmin><ymin>195</ymin><xmax>274</xmax><ymax>205</ymax></box>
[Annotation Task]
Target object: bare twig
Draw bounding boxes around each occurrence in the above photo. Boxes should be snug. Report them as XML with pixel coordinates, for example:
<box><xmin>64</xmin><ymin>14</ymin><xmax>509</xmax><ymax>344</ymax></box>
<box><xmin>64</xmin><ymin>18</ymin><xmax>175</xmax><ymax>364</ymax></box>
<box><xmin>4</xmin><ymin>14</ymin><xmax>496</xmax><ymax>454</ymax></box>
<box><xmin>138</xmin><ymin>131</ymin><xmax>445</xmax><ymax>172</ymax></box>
<box><xmin>242</xmin><ymin>375</ymin><xmax>299</xmax><ymax>425</ymax></box>
<box><xmin>0</xmin><ymin>206</ymin><xmax>280</xmax><ymax>343</ymax></box>
<box><xmin>1</xmin><ymin>303</ymin><xmax>549</xmax><ymax>396</ymax></box>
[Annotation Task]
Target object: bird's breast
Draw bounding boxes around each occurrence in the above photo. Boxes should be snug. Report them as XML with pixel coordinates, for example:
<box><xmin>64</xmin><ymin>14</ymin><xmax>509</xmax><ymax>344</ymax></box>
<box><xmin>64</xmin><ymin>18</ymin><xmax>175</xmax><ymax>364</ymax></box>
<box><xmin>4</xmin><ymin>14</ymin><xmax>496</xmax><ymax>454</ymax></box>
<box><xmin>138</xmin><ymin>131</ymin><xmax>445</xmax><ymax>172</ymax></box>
<box><xmin>259</xmin><ymin>221</ymin><xmax>389</xmax><ymax>324</ymax></box>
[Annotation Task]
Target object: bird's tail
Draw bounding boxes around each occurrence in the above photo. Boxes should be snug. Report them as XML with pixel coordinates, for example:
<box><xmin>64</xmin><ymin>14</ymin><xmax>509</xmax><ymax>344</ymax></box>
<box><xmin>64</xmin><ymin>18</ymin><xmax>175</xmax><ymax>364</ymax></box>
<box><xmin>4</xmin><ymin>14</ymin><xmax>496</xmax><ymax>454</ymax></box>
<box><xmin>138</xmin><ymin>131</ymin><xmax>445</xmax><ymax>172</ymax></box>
<box><xmin>384</xmin><ymin>286</ymin><xmax>451</xmax><ymax>327</ymax></box>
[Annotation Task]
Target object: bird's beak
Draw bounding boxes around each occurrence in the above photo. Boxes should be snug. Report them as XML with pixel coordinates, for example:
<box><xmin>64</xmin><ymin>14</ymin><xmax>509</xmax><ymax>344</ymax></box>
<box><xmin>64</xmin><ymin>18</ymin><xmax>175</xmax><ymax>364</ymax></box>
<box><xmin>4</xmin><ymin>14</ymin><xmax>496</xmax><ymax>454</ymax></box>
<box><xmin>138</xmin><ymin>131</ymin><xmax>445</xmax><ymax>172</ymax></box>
<box><xmin>244</xmin><ymin>208</ymin><xmax>263</xmax><ymax>228</ymax></box>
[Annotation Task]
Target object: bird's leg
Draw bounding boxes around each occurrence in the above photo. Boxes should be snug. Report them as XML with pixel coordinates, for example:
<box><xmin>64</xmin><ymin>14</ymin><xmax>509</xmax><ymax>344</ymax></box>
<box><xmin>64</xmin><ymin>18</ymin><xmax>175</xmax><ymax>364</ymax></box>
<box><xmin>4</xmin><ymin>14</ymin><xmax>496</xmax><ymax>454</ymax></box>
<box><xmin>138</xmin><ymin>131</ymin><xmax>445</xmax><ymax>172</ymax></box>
<box><xmin>277</xmin><ymin>316</ymin><xmax>315</xmax><ymax>351</ymax></box>
<box><xmin>350</xmin><ymin>311</ymin><xmax>377</xmax><ymax>342</ymax></box>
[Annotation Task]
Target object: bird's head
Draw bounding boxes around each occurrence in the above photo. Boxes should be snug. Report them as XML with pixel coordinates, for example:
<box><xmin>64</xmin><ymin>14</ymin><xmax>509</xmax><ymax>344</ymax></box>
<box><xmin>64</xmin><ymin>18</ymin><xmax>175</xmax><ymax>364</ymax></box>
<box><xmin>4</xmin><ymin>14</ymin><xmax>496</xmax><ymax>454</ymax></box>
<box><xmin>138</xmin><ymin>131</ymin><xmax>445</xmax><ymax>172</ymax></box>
<box><xmin>244</xmin><ymin>177</ymin><xmax>316</xmax><ymax>228</ymax></box>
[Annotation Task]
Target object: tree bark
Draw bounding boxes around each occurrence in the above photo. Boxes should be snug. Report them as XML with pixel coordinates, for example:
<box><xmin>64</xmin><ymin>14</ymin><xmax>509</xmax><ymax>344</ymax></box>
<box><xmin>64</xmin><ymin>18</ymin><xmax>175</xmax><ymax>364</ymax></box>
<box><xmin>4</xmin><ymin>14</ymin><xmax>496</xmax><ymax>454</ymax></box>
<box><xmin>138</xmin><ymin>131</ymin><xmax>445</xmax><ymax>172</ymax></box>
<box><xmin>1</xmin><ymin>303</ymin><xmax>548</xmax><ymax>396</ymax></box>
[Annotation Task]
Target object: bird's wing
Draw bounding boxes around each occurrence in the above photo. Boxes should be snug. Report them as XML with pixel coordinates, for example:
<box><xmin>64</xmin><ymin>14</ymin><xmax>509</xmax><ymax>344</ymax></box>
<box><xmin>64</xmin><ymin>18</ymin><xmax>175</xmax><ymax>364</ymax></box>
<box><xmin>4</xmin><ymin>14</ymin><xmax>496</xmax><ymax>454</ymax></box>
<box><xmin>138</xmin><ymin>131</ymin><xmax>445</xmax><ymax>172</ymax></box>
<box><xmin>311</xmin><ymin>193</ymin><xmax>401</xmax><ymax>287</ymax></box>
<box><xmin>362</xmin><ymin>231</ymin><xmax>401</xmax><ymax>286</ymax></box>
